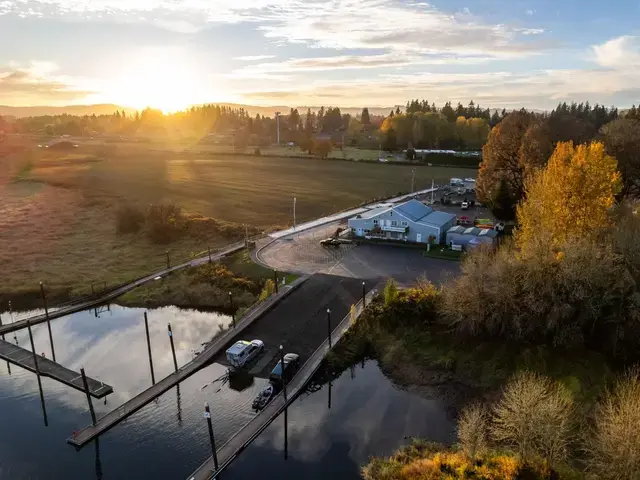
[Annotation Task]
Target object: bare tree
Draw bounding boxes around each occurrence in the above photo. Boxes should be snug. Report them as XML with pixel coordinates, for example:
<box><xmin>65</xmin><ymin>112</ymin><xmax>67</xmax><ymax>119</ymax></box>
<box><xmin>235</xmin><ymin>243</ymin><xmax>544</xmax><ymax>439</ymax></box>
<box><xmin>458</xmin><ymin>403</ymin><xmax>489</xmax><ymax>459</ymax></box>
<box><xmin>491</xmin><ymin>371</ymin><xmax>574</xmax><ymax>467</ymax></box>
<box><xmin>587</xmin><ymin>367</ymin><xmax>640</xmax><ymax>480</ymax></box>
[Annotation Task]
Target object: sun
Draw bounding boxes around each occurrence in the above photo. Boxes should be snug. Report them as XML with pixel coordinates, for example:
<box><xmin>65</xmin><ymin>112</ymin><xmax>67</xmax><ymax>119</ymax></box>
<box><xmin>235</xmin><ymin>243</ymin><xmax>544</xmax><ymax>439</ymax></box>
<box><xmin>103</xmin><ymin>48</ymin><xmax>212</xmax><ymax>113</ymax></box>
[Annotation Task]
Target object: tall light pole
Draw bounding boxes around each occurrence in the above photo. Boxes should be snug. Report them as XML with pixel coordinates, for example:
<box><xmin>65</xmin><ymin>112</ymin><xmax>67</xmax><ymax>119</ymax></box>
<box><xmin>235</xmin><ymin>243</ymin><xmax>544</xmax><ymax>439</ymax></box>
<box><xmin>275</xmin><ymin>111</ymin><xmax>281</xmax><ymax>145</ymax></box>
<box><xmin>293</xmin><ymin>195</ymin><xmax>296</xmax><ymax>230</ymax></box>
<box><xmin>411</xmin><ymin>169</ymin><xmax>415</xmax><ymax>193</ymax></box>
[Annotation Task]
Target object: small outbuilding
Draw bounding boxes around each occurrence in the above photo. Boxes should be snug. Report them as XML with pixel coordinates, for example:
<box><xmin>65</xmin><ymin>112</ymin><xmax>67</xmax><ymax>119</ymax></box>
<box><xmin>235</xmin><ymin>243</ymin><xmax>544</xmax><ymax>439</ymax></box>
<box><xmin>446</xmin><ymin>225</ymin><xmax>498</xmax><ymax>250</ymax></box>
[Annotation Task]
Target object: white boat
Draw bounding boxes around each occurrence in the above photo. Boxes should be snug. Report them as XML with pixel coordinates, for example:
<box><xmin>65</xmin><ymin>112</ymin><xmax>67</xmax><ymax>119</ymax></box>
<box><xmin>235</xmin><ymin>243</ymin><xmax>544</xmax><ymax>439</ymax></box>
<box><xmin>464</xmin><ymin>178</ymin><xmax>476</xmax><ymax>183</ymax></box>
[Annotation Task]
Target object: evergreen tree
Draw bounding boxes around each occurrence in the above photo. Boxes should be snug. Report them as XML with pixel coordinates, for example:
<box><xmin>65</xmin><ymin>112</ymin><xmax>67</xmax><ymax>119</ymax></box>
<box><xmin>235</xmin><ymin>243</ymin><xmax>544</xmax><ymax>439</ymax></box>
<box><xmin>361</xmin><ymin>107</ymin><xmax>371</xmax><ymax>125</ymax></box>
<box><xmin>490</xmin><ymin>177</ymin><xmax>516</xmax><ymax>221</ymax></box>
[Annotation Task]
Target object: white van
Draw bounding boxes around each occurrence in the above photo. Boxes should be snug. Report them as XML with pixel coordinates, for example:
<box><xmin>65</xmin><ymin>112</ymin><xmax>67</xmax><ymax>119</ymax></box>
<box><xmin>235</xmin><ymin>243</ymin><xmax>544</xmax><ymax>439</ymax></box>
<box><xmin>226</xmin><ymin>339</ymin><xmax>264</xmax><ymax>368</ymax></box>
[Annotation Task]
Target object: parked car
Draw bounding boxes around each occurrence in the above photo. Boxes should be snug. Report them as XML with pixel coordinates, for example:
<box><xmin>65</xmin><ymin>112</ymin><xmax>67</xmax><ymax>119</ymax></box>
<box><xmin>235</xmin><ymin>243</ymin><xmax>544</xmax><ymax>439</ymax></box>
<box><xmin>461</xmin><ymin>201</ymin><xmax>469</xmax><ymax>210</ymax></box>
<box><xmin>226</xmin><ymin>339</ymin><xmax>264</xmax><ymax>368</ymax></box>
<box><xmin>269</xmin><ymin>353</ymin><xmax>300</xmax><ymax>385</ymax></box>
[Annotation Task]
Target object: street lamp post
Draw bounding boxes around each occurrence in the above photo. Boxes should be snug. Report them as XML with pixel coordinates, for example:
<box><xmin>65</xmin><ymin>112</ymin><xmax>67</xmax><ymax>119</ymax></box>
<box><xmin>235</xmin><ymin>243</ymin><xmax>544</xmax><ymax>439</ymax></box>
<box><xmin>275</xmin><ymin>111</ymin><xmax>281</xmax><ymax>145</ymax></box>
<box><xmin>293</xmin><ymin>196</ymin><xmax>296</xmax><ymax>230</ymax></box>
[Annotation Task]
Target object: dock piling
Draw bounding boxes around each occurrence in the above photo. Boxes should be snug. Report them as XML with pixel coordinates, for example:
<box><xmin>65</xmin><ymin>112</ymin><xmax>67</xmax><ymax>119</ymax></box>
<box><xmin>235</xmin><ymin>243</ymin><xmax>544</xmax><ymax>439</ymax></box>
<box><xmin>284</xmin><ymin>405</ymin><xmax>289</xmax><ymax>460</ymax></box>
<box><xmin>144</xmin><ymin>312</ymin><xmax>155</xmax><ymax>385</ymax></box>
<box><xmin>0</xmin><ymin>316</ymin><xmax>10</xmax><ymax>374</ymax></box>
<box><xmin>204</xmin><ymin>403</ymin><xmax>219</xmax><ymax>472</ymax></box>
<box><xmin>228</xmin><ymin>292</ymin><xmax>235</xmax><ymax>328</ymax></box>
<box><xmin>362</xmin><ymin>281</ymin><xmax>366</xmax><ymax>307</ymax></box>
<box><xmin>327</xmin><ymin>309</ymin><xmax>332</xmax><ymax>348</ymax></box>
<box><xmin>27</xmin><ymin>320</ymin><xmax>48</xmax><ymax>426</ymax></box>
<box><xmin>81</xmin><ymin>367</ymin><xmax>97</xmax><ymax>425</ymax></box>
<box><xmin>168</xmin><ymin>323</ymin><xmax>178</xmax><ymax>372</ymax></box>
<box><xmin>274</xmin><ymin>270</ymin><xmax>278</xmax><ymax>294</ymax></box>
<box><xmin>40</xmin><ymin>281</ymin><xmax>56</xmax><ymax>362</ymax></box>
<box><xmin>166</xmin><ymin>250</ymin><xmax>170</xmax><ymax>269</ymax></box>
<box><xmin>328</xmin><ymin>380</ymin><xmax>332</xmax><ymax>410</ymax></box>
<box><xmin>279</xmin><ymin>345</ymin><xmax>287</xmax><ymax>402</ymax></box>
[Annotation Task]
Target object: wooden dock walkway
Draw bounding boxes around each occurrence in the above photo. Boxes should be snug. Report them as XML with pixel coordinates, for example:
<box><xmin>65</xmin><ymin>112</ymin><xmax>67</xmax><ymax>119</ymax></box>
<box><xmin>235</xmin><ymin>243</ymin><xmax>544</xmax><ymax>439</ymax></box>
<box><xmin>67</xmin><ymin>276</ymin><xmax>308</xmax><ymax>448</ymax></box>
<box><xmin>186</xmin><ymin>283</ymin><xmax>380</xmax><ymax>480</ymax></box>
<box><xmin>0</xmin><ymin>339</ymin><xmax>112</xmax><ymax>398</ymax></box>
<box><xmin>0</xmin><ymin>243</ymin><xmax>246</xmax><ymax>337</ymax></box>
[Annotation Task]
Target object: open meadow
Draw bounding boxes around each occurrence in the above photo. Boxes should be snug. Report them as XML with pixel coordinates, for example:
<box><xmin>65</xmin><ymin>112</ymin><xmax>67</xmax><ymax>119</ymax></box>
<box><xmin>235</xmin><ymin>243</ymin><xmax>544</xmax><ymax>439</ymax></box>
<box><xmin>0</xmin><ymin>140</ymin><xmax>476</xmax><ymax>306</ymax></box>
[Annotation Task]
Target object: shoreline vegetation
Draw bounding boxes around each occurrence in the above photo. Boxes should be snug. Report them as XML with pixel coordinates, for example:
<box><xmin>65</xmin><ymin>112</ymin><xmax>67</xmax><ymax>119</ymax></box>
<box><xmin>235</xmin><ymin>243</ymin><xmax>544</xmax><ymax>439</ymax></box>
<box><xmin>348</xmin><ymin>136</ymin><xmax>640</xmax><ymax>478</ymax></box>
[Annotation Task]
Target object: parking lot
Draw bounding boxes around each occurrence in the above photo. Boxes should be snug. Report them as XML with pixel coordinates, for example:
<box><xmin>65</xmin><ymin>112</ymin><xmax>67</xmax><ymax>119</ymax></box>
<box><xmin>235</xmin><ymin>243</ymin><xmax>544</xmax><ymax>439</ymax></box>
<box><xmin>256</xmin><ymin>222</ymin><xmax>460</xmax><ymax>287</ymax></box>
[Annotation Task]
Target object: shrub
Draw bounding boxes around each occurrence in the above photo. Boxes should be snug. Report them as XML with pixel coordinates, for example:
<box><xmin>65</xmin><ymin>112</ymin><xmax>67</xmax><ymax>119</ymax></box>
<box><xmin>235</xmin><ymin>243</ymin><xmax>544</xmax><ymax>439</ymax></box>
<box><xmin>259</xmin><ymin>279</ymin><xmax>275</xmax><ymax>301</ymax></box>
<box><xmin>383</xmin><ymin>278</ymin><xmax>398</xmax><ymax>305</ymax></box>
<box><xmin>587</xmin><ymin>367</ymin><xmax>640</xmax><ymax>480</ymax></box>
<box><xmin>458</xmin><ymin>403</ymin><xmax>489</xmax><ymax>459</ymax></box>
<box><xmin>145</xmin><ymin>203</ymin><xmax>185</xmax><ymax>243</ymax></box>
<box><xmin>115</xmin><ymin>204</ymin><xmax>144</xmax><ymax>233</ymax></box>
<box><xmin>491</xmin><ymin>371</ymin><xmax>574</xmax><ymax>466</ymax></box>
<box><xmin>442</xmin><ymin>235</ymin><xmax>639</xmax><ymax>359</ymax></box>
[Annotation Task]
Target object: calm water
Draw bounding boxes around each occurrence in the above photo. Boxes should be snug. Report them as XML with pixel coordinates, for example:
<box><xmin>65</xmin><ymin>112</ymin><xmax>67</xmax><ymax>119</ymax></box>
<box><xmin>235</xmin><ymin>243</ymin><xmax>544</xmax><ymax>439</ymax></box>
<box><xmin>0</xmin><ymin>305</ymin><xmax>454</xmax><ymax>479</ymax></box>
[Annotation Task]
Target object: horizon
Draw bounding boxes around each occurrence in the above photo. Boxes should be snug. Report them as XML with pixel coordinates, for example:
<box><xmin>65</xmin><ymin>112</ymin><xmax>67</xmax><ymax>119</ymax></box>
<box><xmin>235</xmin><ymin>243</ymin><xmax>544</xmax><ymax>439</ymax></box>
<box><xmin>0</xmin><ymin>0</ymin><xmax>639</xmax><ymax>111</ymax></box>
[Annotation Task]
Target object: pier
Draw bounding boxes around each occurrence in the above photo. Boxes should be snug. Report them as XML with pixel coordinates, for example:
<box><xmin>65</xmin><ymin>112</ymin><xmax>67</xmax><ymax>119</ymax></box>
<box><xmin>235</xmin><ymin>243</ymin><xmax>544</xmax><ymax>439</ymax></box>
<box><xmin>0</xmin><ymin>339</ymin><xmax>112</xmax><ymax>398</ymax></box>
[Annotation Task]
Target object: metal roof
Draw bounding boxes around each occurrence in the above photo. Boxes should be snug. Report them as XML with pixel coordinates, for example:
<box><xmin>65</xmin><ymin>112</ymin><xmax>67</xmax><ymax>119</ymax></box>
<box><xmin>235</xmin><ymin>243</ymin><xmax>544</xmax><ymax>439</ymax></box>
<box><xmin>478</xmin><ymin>228</ymin><xmax>498</xmax><ymax>238</ymax></box>
<box><xmin>419</xmin><ymin>210</ymin><xmax>457</xmax><ymax>227</ymax></box>
<box><xmin>447</xmin><ymin>225</ymin><xmax>465</xmax><ymax>233</ymax></box>
<box><xmin>394</xmin><ymin>199</ymin><xmax>433</xmax><ymax>221</ymax></box>
<box><xmin>464</xmin><ymin>227</ymin><xmax>482</xmax><ymax>235</ymax></box>
<box><xmin>357</xmin><ymin>206</ymin><xmax>391</xmax><ymax>219</ymax></box>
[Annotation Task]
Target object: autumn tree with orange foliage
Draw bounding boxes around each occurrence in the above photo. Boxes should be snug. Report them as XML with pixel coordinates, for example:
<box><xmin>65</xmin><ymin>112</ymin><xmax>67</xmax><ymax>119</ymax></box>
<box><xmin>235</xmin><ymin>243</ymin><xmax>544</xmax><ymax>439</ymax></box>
<box><xmin>515</xmin><ymin>141</ymin><xmax>622</xmax><ymax>257</ymax></box>
<box><xmin>476</xmin><ymin>112</ymin><xmax>552</xmax><ymax>220</ymax></box>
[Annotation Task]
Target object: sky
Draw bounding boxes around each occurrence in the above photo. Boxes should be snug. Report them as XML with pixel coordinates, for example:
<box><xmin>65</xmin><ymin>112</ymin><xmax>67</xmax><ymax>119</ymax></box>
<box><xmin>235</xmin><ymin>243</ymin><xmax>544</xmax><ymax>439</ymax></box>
<box><xmin>0</xmin><ymin>0</ymin><xmax>639</xmax><ymax>111</ymax></box>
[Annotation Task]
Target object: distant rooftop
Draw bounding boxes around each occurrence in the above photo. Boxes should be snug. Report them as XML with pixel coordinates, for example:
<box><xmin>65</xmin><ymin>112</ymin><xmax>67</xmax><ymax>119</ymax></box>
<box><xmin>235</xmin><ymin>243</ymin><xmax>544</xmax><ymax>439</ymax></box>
<box><xmin>419</xmin><ymin>210</ymin><xmax>456</xmax><ymax>227</ymax></box>
<box><xmin>395</xmin><ymin>199</ymin><xmax>433</xmax><ymax>222</ymax></box>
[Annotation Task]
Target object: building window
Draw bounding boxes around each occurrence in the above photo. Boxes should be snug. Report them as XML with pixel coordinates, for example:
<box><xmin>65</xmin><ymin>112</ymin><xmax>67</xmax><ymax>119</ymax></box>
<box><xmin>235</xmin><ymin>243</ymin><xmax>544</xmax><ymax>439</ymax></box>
<box><xmin>401</xmin><ymin>221</ymin><xmax>408</xmax><ymax>226</ymax></box>
<box><xmin>391</xmin><ymin>220</ymin><xmax>398</xmax><ymax>226</ymax></box>
<box><xmin>364</xmin><ymin>229</ymin><xmax>370</xmax><ymax>234</ymax></box>
<box><xmin>373</xmin><ymin>219</ymin><xmax>379</xmax><ymax>225</ymax></box>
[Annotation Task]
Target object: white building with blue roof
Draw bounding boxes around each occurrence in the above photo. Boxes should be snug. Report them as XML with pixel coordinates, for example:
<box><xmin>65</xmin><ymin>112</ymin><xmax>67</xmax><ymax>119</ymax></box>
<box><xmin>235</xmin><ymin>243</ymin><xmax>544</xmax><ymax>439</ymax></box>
<box><xmin>348</xmin><ymin>199</ymin><xmax>457</xmax><ymax>244</ymax></box>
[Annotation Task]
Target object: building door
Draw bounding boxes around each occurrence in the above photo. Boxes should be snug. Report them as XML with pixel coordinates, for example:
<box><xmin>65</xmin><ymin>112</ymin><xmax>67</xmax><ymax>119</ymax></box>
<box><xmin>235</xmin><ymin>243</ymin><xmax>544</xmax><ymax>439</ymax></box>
<box><xmin>416</xmin><ymin>233</ymin><xmax>422</xmax><ymax>243</ymax></box>
<box><xmin>357</xmin><ymin>228</ymin><xmax>363</xmax><ymax>236</ymax></box>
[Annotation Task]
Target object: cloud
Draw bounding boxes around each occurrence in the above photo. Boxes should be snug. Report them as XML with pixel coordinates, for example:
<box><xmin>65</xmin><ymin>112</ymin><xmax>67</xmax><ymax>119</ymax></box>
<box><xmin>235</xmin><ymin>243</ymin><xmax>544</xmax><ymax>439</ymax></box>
<box><xmin>258</xmin><ymin>0</ymin><xmax>552</xmax><ymax>60</ymax></box>
<box><xmin>0</xmin><ymin>62</ymin><xmax>92</xmax><ymax>104</ymax></box>
<box><xmin>525</xmin><ymin>9</ymin><xmax>535</xmax><ymax>16</ymax></box>
<box><xmin>235</xmin><ymin>55</ymin><xmax>276</xmax><ymax>61</ymax></box>
<box><xmin>592</xmin><ymin>35</ymin><xmax>640</xmax><ymax>68</ymax></box>
<box><xmin>235</xmin><ymin>66</ymin><xmax>640</xmax><ymax>109</ymax></box>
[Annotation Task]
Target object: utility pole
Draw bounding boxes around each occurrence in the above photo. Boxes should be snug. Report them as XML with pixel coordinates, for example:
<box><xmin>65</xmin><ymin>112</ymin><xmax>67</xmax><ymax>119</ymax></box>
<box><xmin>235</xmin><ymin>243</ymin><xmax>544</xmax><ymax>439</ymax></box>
<box><xmin>431</xmin><ymin>179</ymin><xmax>435</xmax><ymax>204</ymax></box>
<box><xmin>293</xmin><ymin>196</ymin><xmax>296</xmax><ymax>230</ymax></box>
<box><xmin>275</xmin><ymin>111</ymin><xmax>281</xmax><ymax>145</ymax></box>
<box><xmin>411</xmin><ymin>169</ymin><xmax>415</xmax><ymax>193</ymax></box>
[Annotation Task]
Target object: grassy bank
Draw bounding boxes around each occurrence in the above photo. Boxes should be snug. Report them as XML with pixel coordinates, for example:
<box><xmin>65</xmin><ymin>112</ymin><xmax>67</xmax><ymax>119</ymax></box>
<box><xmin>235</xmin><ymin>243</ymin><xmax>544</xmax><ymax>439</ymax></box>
<box><xmin>118</xmin><ymin>250</ymin><xmax>283</xmax><ymax>311</ymax></box>
<box><xmin>326</xmin><ymin>295</ymin><xmax>612</xmax><ymax>413</ymax></box>
<box><xmin>0</xmin><ymin>144</ymin><xmax>475</xmax><ymax>310</ymax></box>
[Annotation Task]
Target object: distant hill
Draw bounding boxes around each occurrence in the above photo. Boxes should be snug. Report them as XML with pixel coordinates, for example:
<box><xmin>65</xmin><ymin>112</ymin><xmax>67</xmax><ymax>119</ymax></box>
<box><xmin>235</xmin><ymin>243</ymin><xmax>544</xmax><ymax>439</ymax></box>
<box><xmin>0</xmin><ymin>103</ymin><xmax>396</xmax><ymax>118</ymax></box>
<box><xmin>0</xmin><ymin>104</ymin><xmax>136</xmax><ymax>118</ymax></box>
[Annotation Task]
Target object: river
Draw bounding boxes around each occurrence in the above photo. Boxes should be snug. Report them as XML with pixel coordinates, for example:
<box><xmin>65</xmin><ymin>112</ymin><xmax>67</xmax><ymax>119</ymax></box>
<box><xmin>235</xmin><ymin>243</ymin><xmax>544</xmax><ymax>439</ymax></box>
<box><xmin>0</xmin><ymin>305</ymin><xmax>454</xmax><ymax>479</ymax></box>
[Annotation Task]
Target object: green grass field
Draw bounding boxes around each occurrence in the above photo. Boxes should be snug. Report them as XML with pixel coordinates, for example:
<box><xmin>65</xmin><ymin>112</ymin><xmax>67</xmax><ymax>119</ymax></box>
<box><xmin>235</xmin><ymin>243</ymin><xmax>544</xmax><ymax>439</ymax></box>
<box><xmin>0</xmin><ymin>143</ymin><xmax>476</xmax><ymax>307</ymax></box>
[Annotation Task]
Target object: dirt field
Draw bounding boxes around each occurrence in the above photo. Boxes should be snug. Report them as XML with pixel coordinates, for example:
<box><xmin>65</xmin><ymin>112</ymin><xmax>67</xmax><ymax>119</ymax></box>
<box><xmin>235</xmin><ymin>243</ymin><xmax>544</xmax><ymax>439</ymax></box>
<box><xmin>0</xmin><ymin>140</ymin><xmax>476</xmax><ymax>306</ymax></box>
